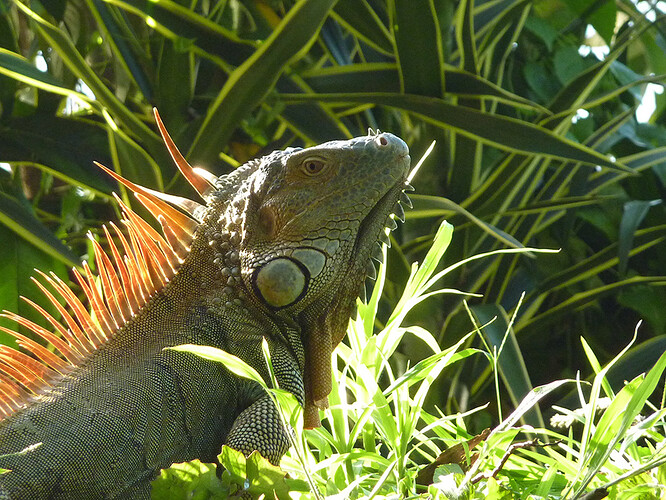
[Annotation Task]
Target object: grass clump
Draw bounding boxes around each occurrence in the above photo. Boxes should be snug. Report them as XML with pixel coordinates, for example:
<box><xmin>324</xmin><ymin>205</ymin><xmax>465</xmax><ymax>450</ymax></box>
<box><xmin>157</xmin><ymin>222</ymin><xmax>666</xmax><ymax>499</ymax></box>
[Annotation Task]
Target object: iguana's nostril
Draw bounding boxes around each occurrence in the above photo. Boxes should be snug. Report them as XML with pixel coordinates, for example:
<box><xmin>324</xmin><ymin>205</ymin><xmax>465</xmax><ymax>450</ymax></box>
<box><xmin>373</xmin><ymin>133</ymin><xmax>409</xmax><ymax>158</ymax></box>
<box><xmin>378</xmin><ymin>135</ymin><xmax>388</xmax><ymax>146</ymax></box>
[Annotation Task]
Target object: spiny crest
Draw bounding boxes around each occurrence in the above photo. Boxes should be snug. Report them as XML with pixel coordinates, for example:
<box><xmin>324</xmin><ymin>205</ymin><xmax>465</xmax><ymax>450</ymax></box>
<box><xmin>0</xmin><ymin>109</ymin><xmax>214</xmax><ymax>419</ymax></box>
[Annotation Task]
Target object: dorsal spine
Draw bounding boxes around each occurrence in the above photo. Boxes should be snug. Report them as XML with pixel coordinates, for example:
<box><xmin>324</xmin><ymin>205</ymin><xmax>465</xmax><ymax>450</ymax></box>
<box><xmin>0</xmin><ymin>110</ymin><xmax>212</xmax><ymax>420</ymax></box>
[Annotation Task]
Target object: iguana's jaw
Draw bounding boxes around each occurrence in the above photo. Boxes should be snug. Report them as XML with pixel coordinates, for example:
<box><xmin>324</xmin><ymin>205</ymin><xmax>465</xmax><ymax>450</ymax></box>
<box><xmin>354</xmin><ymin>175</ymin><xmax>408</xmax><ymax>262</ymax></box>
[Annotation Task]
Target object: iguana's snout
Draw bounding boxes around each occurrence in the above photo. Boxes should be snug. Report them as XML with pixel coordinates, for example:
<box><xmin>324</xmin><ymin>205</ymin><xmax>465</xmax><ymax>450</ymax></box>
<box><xmin>349</xmin><ymin>131</ymin><xmax>411</xmax><ymax>279</ymax></box>
<box><xmin>370</xmin><ymin>131</ymin><xmax>409</xmax><ymax>158</ymax></box>
<box><xmin>275</xmin><ymin>131</ymin><xmax>410</xmax><ymax>240</ymax></box>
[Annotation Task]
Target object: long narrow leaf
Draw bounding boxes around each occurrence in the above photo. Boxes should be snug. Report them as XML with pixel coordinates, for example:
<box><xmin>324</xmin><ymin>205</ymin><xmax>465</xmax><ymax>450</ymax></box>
<box><xmin>189</xmin><ymin>0</ymin><xmax>339</xmax><ymax>165</ymax></box>
<box><xmin>390</xmin><ymin>0</ymin><xmax>444</xmax><ymax>96</ymax></box>
<box><xmin>281</xmin><ymin>92</ymin><xmax>631</xmax><ymax>172</ymax></box>
<box><xmin>0</xmin><ymin>191</ymin><xmax>79</xmax><ymax>267</ymax></box>
<box><xmin>303</xmin><ymin>63</ymin><xmax>548</xmax><ymax>112</ymax></box>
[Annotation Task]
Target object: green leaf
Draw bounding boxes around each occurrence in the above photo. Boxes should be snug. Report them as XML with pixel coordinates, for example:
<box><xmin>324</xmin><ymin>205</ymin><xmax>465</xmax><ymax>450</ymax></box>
<box><xmin>399</xmin><ymin>220</ymin><xmax>453</xmax><ymax>302</ymax></box>
<box><xmin>0</xmin><ymin>223</ymin><xmax>68</xmax><ymax>344</ymax></box>
<box><xmin>333</xmin><ymin>0</ymin><xmax>392</xmax><ymax>54</ymax></box>
<box><xmin>555</xmin><ymin>338</ymin><xmax>666</xmax><ymax>434</ymax></box>
<box><xmin>0</xmin><ymin>17</ymin><xmax>17</xmax><ymax>119</ymax></box>
<box><xmin>0</xmin><ymin>190</ymin><xmax>78</xmax><ymax>268</ymax></box>
<box><xmin>432</xmin><ymin>463</ymin><xmax>465</xmax><ymax>498</ymax></box>
<box><xmin>463</xmin><ymin>153</ymin><xmax>533</xmax><ymax>213</ymax></box>
<box><xmin>580</xmin><ymin>336</ymin><xmax>614</xmax><ymax>399</ymax></box>
<box><xmin>589</xmin><ymin>145</ymin><xmax>666</xmax><ymax>193</ymax></box>
<box><xmin>0</xmin><ymin>443</ymin><xmax>42</xmax><ymax>468</ymax></box>
<box><xmin>156</xmin><ymin>39</ymin><xmax>194</xmax><ymax>124</ymax></box>
<box><xmin>561</xmin><ymin>0</ymin><xmax>616</xmax><ymax>45</ymax></box>
<box><xmin>554</xmin><ymin>45</ymin><xmax>588</xmax><ymax>86</ymax></box>
<box><xmin>0</xmin><ymin>48</ymin><xmax>66</xmax><ymax>90</ymax></box>
<box><xmin>543</xmin><ymin>26</ymin><xmax>641</xmax><ymax>125</ymax></box>
<box><xmin>152</xmin><ymin>460</ymin><xmax>224</xmax><ymax>500</ymax></box>
<box><xmin>499</xmin><ymin>195</ymin><xmax>611</xmax><ymax>216</ymax></box>
<box><xmin>618</xmin><ymin>199</ymin><xmax>662</xmax><ymax>275</ymax></box>
<box><xmin>281</xmin><ymin>92</ymin><xmax>631</xmax><ymax>172</ymax></box>
<box><xmin>275</xmin><ymin>76</ymin><xmax>352</xmax><ymax>143</ymax></box>
<box><xmin>624</xmin><ymin>146</ymin><xmax>666</xmax><ymax>182</ymax></box>
<box><xmin>246</xmin><ymin>451</ymin><xmax>291</xmax><ymax>499</ymax></box>
<box><xmin>0</xmin><ymin>47</ymin><xmax>97</xmax><ymax>114</ymax></box>
<box><xmin>189</xmin><ymin>0</ymin><xmax>339</xmax><ymax>165</ymax></box>
<box><xmin>88</xmin><ymin>0</ymin><xmax>154</xmax><ymax>100</ymax></box>
<box><xmin>303</xmin><ymin>62</ymin><xmax>400</xmax><ymax>92</ymax></box>
<box><xmin>492</xmin><ymin>378</ymin><xmax>571</xmax><ymax>435</ymax></box>
<box><xmin>618</xmin><ymin>286</ymin><xmax>666</xmax><ymax>334</ymax></box>
<box><xmin>304</xmin><ymin>63</ymin><xmax>548</xmax><ymax>112</ymax></box>
<box><xmin>215</xmin><ymin>446</ymin><xmax>303</xmax><ymax>500</ymax></box>
<box><xmin>383</xmin><ymin>342</ymin><xmax>477</xmax><ymax>396</ymax></box>
<box><xmin>455</xmin><ymin>0</ymin><xmax>477</xmax><ymax>75</ymax></box>
<box><xmin>0</xmin><ymin>115</ymin><xmax>114</xmax><ymax>195</ymax></box>
<box><xmin>218</xmin><ymin>445</ymin><xmax>247</xmax><ymax>482</ymax></box>
<box><xmin>167</xmin><ymin>344</ymin><xmax>268</xmax><ymax>388</ymax></box>
<box><xmin>391</xmin><ymin>0</ymin><xmax>444</xmax><ymax>96</ymax></box>
<box><xmin>524</xmin><ymin>14</ymin><xmax>558</xmax><ymax>50</ymax></box>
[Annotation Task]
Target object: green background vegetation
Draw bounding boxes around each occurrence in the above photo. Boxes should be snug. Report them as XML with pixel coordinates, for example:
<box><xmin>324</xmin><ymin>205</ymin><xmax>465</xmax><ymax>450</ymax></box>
<box><xmin>0</xmin><ymin>0</ymin><xmax>665</xmax><ymax>497</ymax></box>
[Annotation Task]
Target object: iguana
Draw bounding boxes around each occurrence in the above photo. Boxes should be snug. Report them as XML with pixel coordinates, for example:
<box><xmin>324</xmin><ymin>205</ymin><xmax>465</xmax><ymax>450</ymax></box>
<box><xmin>0</xmin><ymin>110</ymin><xmax>412</xmax><ymax>499</ymax></box>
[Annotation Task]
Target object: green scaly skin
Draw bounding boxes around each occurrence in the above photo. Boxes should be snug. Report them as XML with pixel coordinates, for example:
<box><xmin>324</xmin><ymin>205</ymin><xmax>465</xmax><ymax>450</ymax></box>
<box><xmin>0</xmin><ymin>133</ymin><xmax>410</xmax><ymax>499</ymax></box>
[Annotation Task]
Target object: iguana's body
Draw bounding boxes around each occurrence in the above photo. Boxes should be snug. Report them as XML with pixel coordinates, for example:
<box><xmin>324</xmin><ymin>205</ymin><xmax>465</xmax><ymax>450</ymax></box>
<box><xmin>0</xmin><ymin>113</ymin><xmax>411</xmax><ymax>499</ymax></box>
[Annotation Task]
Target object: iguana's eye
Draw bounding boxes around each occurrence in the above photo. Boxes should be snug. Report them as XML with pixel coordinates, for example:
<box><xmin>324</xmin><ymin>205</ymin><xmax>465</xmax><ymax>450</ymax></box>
<box><xmin>301</xmin><ymin>159</ymin><xmax>326</xmax><ymax>176</ymax></box>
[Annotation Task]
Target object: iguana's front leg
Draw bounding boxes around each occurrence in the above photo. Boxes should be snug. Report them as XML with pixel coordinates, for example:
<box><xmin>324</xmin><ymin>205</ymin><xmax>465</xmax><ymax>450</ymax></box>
<box><xmin>226</xmin><ymin>393</ymin><xmax>290</xmax><ymax>465</ymax></box>
<box><xmin>222</xmin><ymin>329</ymin><xmax>304</xmax><ymax>466</ymax></box>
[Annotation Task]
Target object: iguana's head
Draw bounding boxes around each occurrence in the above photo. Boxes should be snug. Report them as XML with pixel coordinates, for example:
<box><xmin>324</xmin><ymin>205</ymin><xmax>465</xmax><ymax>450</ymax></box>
<box><xmin>200</xmin><ymin>132</ymin><xmax>411</xmax><ymax>426</ymax></box>
<box><xmin>245</xmin><ymin>134</ymin><xmax>409</xmax><ymax>306</ymax></box>
<box><xmin>202</xmin><ymin>133</ymin><xmax>409</xmax><ymax>313</ymax></box>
